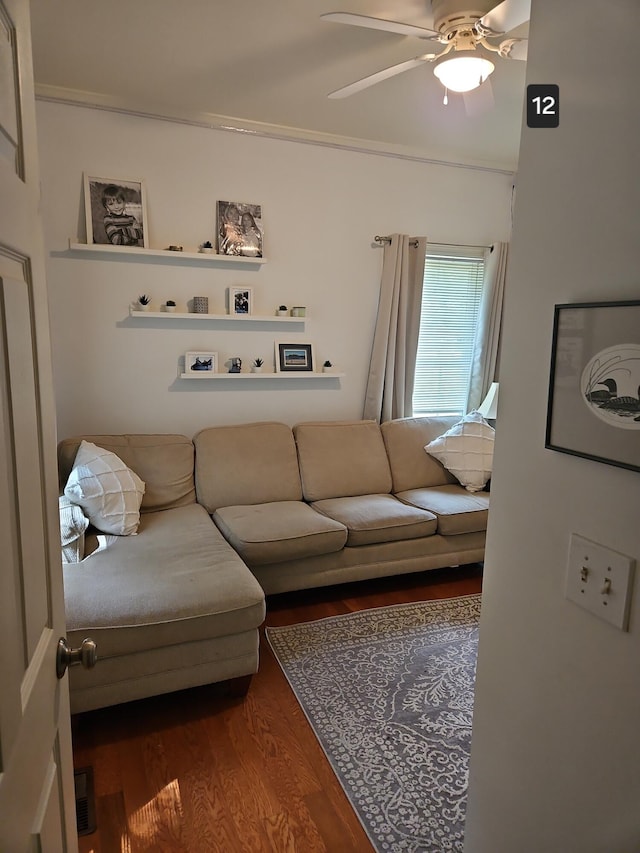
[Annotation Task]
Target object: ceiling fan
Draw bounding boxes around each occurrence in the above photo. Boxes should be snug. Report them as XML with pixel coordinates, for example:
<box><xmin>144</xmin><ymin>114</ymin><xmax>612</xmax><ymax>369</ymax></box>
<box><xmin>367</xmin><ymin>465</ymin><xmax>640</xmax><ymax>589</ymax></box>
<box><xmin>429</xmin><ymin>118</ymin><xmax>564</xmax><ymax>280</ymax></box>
<box><xmin>321</xmin><ymin>0</ymin><xmax>529</xmax><ymax>104</ymax></box>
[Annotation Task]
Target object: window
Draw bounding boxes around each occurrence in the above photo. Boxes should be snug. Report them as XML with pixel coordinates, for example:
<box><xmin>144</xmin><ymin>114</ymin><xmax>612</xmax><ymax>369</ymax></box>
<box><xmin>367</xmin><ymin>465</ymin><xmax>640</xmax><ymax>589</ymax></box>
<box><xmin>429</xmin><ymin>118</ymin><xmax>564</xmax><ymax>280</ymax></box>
<box><xmin>412</xmin><ymin>244</ymin><xmax>486</xmax><ymax>417</ymax></box>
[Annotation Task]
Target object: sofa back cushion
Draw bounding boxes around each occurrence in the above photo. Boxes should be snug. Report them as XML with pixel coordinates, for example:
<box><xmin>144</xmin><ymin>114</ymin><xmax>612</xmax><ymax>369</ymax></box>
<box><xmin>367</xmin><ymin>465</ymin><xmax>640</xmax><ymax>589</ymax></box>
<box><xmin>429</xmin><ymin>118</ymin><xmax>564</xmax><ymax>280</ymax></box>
<box><xmin>294</xmin><ymin>420</ymin><xmax>392</xmax><ymax>501</ymax></box>
<box><xmin>381</xmin><ymin>416</ymin><xmax>460</xmax><ymax>492</ymax></box>
<box><xmin>194</xmin><ymin>422</ymin><xmax>302</xmax><ymax>512</ymax></box>
<box><xmin>58</xmin><ymin>434</ymin><xmax>196</xmax><ymax>512</ymax></box>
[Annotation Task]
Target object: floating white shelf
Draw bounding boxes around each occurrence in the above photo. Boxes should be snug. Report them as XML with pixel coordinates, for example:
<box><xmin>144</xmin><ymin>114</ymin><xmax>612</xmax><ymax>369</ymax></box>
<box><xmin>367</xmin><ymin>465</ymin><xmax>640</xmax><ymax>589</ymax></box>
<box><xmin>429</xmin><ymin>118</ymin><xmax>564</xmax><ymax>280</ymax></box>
<box><xmin>180</xmin><ymin>372</ymin><xmax>344</xmax><ymax>380</ymax></box>
<box><xmin>68</xmin><ymin>241</ymin><xmax>266</xmax><ymax>265</ymax></box>
<box><xmin>129</xmin><ymin>308</ymin><xmax>302</xmax><ymax>323</ymax></box>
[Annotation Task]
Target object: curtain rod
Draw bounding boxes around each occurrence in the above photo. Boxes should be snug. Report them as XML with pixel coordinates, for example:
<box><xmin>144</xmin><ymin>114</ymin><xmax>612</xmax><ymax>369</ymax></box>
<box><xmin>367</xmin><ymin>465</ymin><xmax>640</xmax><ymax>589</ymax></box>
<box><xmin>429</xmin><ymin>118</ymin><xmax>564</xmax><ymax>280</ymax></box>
<box><xmin>374</xmin><ymin>235</ymin><xmax>418</xmax><ymax>247</ymax></box>
<box><xmin>374</xmin><ymin>235</ymin><xmax>491</xmax><ymax>250</ymax></box>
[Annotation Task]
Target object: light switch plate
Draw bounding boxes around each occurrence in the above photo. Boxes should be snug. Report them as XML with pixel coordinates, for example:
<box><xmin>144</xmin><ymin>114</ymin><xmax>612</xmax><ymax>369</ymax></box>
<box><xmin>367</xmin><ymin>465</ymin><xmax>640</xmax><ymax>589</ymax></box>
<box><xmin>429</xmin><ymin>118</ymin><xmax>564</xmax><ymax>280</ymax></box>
<box><xmin>566</xmin><ymin>534</ymin><xmax>635</xmax><ymax>630</ymax></box>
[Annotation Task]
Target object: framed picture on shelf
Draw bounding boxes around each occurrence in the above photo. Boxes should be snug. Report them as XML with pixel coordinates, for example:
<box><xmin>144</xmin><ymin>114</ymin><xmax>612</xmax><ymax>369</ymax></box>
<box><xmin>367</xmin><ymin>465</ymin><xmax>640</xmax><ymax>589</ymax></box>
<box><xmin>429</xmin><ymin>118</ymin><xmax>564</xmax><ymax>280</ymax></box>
<box><xmin>185</xmin><ymin>351</ymin><xmax>218</xmax><ymax>375</ymax></box>
<box><xmin>545</xmin><ymin>299</ymin><xmax>640</xmax><ymax>472</ymax></box>
<box><xmin>83</xmin><ymin>174</ymin><xmax>148</xmax><ymax>247</ymax></box>
<box><xmin>217</xmin><ymin>200</ymin><xmax>263</xmax><ymax>257</ymax></box>
<box><xmin>275</xmin><ymin>342</ymin><xmax>315</xmax><ymax>373</ymax></box>
<box><xmin>227</xmin><ymin>286</ymin><xmax>253</xmax><ymax>316</ymax></box>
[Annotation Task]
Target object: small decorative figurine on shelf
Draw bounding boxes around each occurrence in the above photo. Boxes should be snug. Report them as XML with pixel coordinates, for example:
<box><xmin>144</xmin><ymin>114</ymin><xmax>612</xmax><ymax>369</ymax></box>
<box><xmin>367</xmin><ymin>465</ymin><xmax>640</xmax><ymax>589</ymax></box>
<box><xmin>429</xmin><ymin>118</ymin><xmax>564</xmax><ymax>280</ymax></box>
<box><xmin>166</xmin><ymin>245</ymin><xmax>183</xmax><ymax>252</ymax></box>
<box><xmin>228</xmin><ymin>357</ymin><xmax>242</xmax><ymax>374</ymax></box>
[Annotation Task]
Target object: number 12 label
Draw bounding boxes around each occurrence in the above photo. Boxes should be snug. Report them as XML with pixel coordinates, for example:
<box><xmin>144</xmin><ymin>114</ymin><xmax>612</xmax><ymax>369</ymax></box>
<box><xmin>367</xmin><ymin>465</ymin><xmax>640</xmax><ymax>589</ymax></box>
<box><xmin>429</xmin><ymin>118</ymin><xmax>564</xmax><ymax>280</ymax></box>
<box><xmin>527</xmin><ymin>84</ymin><xmax>559</xmax><ymax>128</ymax></box>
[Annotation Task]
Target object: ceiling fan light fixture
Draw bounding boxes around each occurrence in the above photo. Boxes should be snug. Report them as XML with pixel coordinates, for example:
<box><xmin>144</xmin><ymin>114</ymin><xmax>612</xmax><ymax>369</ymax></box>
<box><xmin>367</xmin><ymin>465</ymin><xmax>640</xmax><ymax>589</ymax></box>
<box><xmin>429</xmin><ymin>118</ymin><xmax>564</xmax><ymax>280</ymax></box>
<box><xmin>433</xmin><ymin>51</ymin><xmax>495</xmax><ymax>93</ymax></box>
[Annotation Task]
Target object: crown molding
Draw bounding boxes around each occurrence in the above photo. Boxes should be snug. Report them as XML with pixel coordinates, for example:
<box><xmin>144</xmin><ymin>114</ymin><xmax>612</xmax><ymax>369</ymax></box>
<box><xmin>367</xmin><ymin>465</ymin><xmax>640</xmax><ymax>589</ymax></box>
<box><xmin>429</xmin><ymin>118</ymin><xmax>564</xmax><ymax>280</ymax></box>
<box><xmin>35</xmin><ymin>84</ymin><xmax>516</xmax><ymax>176</ymax></box>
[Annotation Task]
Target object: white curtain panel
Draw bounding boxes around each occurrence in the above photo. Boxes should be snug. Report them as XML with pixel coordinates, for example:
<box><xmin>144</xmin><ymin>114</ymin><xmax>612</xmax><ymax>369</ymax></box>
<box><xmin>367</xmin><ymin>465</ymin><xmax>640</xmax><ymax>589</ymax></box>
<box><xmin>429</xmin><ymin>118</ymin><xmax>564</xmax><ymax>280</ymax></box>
<box><xmin>467</xmin><ymin>241</ymin><xmax>509</xmax><ymax>413</ymax></box>
<box><xmin>363</xmin><ymin>234</ymin><xmax>427</xmax><ymax>423</ymax></box>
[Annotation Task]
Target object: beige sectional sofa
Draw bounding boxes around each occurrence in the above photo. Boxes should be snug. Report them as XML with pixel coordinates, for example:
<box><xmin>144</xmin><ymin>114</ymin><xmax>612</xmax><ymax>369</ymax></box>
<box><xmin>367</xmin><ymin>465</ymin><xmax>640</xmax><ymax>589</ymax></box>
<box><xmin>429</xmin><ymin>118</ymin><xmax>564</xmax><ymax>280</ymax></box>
<box><xmin>58</xmin><ymin>416</ymin><xmax>489</xmax><ymax>713</ymax></box>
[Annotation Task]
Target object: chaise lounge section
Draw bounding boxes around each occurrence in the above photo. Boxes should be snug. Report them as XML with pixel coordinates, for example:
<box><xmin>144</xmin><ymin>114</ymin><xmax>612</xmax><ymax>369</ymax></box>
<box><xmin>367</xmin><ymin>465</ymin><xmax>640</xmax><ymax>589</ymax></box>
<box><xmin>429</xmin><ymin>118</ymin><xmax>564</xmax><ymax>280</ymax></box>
<box><xmin>58</xmin><ymin>434</ymin><xmax>266</xmax><ymax>714</ymax></box>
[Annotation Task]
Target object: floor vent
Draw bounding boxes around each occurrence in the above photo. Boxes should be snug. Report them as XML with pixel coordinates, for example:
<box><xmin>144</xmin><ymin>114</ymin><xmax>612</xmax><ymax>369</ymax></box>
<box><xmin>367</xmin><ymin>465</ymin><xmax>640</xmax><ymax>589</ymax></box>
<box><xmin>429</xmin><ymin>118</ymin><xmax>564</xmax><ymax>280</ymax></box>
<box><xmin>74</xmin><ymin>767</ymin><xmax>97</xmax><ymax>836</ymax></box>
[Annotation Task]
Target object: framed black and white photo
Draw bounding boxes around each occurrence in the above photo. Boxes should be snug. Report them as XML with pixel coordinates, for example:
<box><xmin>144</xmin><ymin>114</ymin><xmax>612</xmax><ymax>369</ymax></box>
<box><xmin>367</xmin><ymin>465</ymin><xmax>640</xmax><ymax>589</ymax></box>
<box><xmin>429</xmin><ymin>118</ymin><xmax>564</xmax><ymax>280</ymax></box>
<box><xmin>185</xmin><ymin>351</ymin><xmax>218</xmax><ymax>375</ymax></box>
<box><xmin>217</xmin><ymin>200</ymin><xmax>263</xmax><ymax>258</ymax></box>
<box><xmin>275</xmin><ymin>341</ymin><xmax>314</xmax><ymax>373</ymax></box>
<box><xmin>84</xmin><ymin>174</ymin><xmax>148</xmax><ymax>247</ymax></box>
<box><xmin>227</xmin><ymin>286</ymin><xmax>253</xmax><ymax>316</ymax></box>
<box><xmin>546</xmin><ymin>300</ymin><xmax>640</xmax><ymax>472</ymax></box>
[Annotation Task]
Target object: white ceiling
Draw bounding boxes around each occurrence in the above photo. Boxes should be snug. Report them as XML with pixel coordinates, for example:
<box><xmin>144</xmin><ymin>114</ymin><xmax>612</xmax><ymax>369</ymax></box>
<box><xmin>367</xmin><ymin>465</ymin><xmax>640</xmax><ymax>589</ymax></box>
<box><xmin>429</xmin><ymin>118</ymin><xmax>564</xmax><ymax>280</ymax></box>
<box><xmin>29</xmin><ymin>0</ymin><xmax>527</xmax><ymax>172</ymax></box>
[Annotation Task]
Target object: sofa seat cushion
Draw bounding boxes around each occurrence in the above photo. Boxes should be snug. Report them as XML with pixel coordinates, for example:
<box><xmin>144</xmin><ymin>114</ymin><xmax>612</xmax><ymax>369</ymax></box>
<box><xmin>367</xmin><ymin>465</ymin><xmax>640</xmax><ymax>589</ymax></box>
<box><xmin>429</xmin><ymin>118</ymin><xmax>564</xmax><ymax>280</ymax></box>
<box><xmin>396</xmin><ymin>485</ymin><xmax>489</xmax><ymax>535</ymax></box>
<box><xmin>63</xmin><ymin>503</ymin><xmax>266</xmax><ymax>659</ymax></box>
<box><xmin>310</xmin><ymin>494</ymin><xmax>437</xmax><ymax>546</ymax></box>
<box><xmin>213</xmin><ymin>501</ymin><xmax>348</xmax><ymax>566</ymax></box>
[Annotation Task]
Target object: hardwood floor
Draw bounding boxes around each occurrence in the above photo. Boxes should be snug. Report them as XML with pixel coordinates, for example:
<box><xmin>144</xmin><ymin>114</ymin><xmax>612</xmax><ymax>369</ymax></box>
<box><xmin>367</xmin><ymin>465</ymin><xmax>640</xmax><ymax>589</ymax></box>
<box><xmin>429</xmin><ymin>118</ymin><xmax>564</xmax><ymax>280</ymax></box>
<box><xmin>72</xmin><ymin>564</ymin><xmax>483</xmax><ymax>853</ymax></box>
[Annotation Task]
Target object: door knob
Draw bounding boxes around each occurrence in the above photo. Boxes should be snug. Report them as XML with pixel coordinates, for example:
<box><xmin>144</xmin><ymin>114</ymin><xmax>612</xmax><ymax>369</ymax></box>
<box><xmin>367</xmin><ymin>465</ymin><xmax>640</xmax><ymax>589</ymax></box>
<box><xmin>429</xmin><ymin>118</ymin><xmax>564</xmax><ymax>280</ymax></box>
<box><xmin>56</xmin><ymin>637</ymin><xmax>97</xmax><ymax>679</ymax></box>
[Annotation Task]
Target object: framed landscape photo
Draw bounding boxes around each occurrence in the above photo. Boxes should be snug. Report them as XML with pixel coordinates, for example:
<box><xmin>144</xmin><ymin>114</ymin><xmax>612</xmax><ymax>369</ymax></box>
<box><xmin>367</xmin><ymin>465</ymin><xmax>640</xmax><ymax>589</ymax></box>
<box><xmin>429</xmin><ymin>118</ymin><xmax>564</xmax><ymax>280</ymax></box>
<box><xmin>185</xmin><ymin>351</ymin><xmax>218</xmax><ymax>375</ymax></box>
<box><xmin>217</xmin><ymin>200</ymin><xmax>263</xmax><ymax>258</ymax></box>
<box><xmin>275</xmin><ymin>341</ymin><xmax>314</xmax><ymax>373</ymax></box>
<box><xmin>84</xmin><ymin>174</ymin><xmax>148</xmax><ymax>247</ymax></box>
<box><xmin>227</xmin><ymin>286</ymin><xmax>253</xmax><ymax>316</ymax></box>
<box><xmin>545</xmin><ymin>300</ymin><xmax>640</xmax><ymax>472</ymax></box>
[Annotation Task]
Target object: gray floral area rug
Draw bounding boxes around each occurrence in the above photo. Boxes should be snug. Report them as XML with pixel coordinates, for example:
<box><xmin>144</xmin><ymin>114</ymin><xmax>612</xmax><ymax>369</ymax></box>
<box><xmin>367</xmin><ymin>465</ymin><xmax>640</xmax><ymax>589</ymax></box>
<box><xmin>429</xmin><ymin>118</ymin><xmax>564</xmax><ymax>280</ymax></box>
<box><xmin>266</xmin><ymin>594</ymin><xmax>481</xmax><ymax>853</ymax></box>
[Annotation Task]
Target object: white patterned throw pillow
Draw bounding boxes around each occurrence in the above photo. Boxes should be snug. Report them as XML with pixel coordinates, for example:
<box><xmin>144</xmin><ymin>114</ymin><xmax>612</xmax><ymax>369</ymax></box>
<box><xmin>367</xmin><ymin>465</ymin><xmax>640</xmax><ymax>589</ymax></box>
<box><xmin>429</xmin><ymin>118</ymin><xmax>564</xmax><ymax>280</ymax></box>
<box><xmin>58</xmin><ymin>494</ymin><xmax>89</xmax><ymax>563</ymax></box>
<box><xmin>424</xmin><ymin>411</ymin><xmax>494</xmax><ymax>492</ymax></box>
<box><xmin>64</xmin><ymin>440</ymin><xmax>145</xmax><ymax>535</ymax></box>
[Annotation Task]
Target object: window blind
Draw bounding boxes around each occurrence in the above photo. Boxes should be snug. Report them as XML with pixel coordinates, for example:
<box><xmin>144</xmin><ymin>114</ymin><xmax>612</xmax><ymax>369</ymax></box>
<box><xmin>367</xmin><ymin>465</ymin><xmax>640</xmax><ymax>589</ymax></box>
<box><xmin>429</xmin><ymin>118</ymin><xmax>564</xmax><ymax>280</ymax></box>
<box><xmin>412</xmin><ymin>244</ymin><xmax>485</xmax><ymax>417</ymax></box>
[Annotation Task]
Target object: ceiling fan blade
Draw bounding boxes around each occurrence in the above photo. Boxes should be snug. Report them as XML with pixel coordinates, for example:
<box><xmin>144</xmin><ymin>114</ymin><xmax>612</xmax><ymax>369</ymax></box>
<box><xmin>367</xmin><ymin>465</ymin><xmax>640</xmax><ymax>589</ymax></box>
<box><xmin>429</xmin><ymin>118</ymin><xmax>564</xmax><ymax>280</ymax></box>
<box><xmin>321</xmin><ymin>12</ymin><xmax>439</xmax><ymax>40</ymax></box>
<box><xmin>479</xmin><ymin>0</ymin><xmax>530</xmax><ymax>34</ymax></box>
<box><xmin>462</xmin><ymin>79</ymin><xmax>495</xmax><ymax>116</ymax></box>
<box><xmin>328</xmin><ymin>54</ymin><xmax>435</xmax><ymax>99</ymax></box>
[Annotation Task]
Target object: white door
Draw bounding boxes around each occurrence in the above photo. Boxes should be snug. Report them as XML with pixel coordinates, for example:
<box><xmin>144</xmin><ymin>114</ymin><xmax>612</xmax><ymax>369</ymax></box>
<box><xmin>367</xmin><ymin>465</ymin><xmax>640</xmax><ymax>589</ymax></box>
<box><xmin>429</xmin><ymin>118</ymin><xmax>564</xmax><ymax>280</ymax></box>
<box><xmin>0</xmin><ymin>0</ymin><xmax>79</xmax><ymax>849</ymax></box>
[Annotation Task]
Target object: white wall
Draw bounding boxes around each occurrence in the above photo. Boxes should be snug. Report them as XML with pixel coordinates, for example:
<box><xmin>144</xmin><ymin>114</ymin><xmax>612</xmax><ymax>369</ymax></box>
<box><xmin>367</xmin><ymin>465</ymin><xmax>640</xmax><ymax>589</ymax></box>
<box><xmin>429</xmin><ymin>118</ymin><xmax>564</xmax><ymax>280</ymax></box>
<box><xmin>36</xmin><ymin>101</ymin><xmax>513</xmax><ymax>439</ymax></box>
<box><xmin>465</xmin><ymin>2</ymin><xmax>640</xmax><ymax>851</ymax></box>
